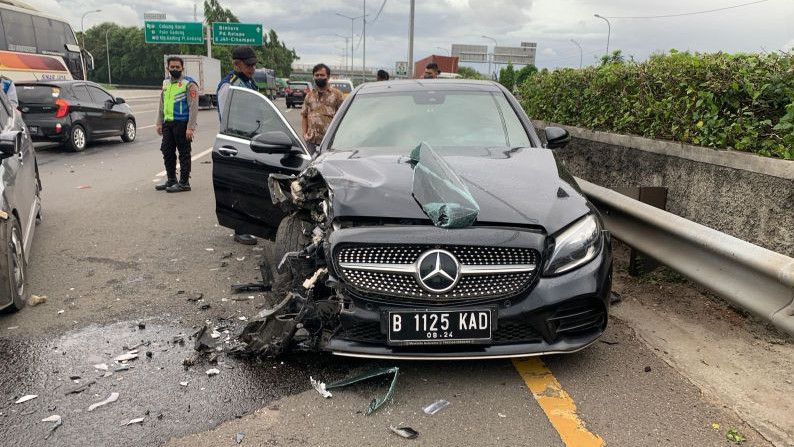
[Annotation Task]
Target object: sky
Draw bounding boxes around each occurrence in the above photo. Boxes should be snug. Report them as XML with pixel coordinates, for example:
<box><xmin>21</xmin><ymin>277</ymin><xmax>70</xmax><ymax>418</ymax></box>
<box><xmin>34</xmin><ymin>0</ymin><xmax>794</xmax><ymax>74</ymax></box>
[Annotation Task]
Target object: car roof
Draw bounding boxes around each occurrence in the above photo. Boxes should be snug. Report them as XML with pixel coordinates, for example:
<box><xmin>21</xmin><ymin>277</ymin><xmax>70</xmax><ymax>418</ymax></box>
<box><xmin>356</xmin><ymin>79</ymin><xmax>504</xmax><ymax>94</ymax></box>
<box><xmin>288</xmin><ymin>80</ymin><xmax>310</xmax><ymax>84</ymax></box>
<box><xmin>16</xmin><ymin>80</ymin><xmax>99</xmax><ymax>88</ymax></box>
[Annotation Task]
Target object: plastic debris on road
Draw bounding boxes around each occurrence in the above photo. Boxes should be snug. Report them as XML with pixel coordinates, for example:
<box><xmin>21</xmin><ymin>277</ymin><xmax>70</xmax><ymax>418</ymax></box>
<box><xmin>15</xmin><ymin>395</ymin><xmax>38</xmax><ymax>404</ymax></box>
<box><xmin>65</xmin><ymin>379</ymin><xmax>95</xmax><ymax>395</ymax></box>
<box><xmin>205</xmin><ymin>368</ymin><xmax>220</xmax><ymax>376</ymax></box>
<box><xmin>114</xmin><ymin>352</ymin><xmax>139</xmax><ymax>362</ymax></box>
<box><xmin>42</xmin><ymin>415</ymin><xmax>63</xmax><ymax>439</ymax></box>
<box><xmin>235</xmin><ymin>432</ymin><xmax>245</xmax><ymax>444</ymax></box>
<box><xmin>389</xmin><ymin>426</ymin><xmax>419</xmax><ymax>440</ymax></box>
<box><xmin>179</xmin><ymin>381</ymin><xmax>189</xmax><ymax>387</ymax></box>
<box><xmin>93</xmin><ymin>363</ymin><xmax>108</xmax><ymax>371</ymax></box>
<box><xmin>28</xmin><ymin>295</ymin><xmax>47</xmax><ymax>306</ymax></box>
<box><xmin>313</xmin><ymin>367</ymin><xmax>400</xmax><ymax>415</ymax></box>
<box><xmin>87</xmin><ymin>392</ymin><xmax>119</xmax><ymax>412</ymax></box>
<box><xmin>122</xmin><ymin>417</ymin><xmax>145</xmax><ymax>426</ymax></box>
<box><xmin>423</xmin><ymin>399</ymin><xmax>450</xmax><ymax>415</ymax></box>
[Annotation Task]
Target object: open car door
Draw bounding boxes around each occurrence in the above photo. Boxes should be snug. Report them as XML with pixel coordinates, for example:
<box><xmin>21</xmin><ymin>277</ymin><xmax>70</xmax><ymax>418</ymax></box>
<box><xmin>212</xmin><ymin>86</ymin><xmax>311</xmax><ymax>239</ymax></box>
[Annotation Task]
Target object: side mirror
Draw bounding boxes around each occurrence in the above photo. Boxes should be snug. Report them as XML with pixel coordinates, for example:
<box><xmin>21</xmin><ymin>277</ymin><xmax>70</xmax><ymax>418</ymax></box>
<box><xmin>0</xmin><ymin>131</ymin><xmax>21</xmax><ymax>157</ymax></box>
<box><xmin>250</xmin><ymin>131</ymin><xmax>295</xmax><ymax>154</ymax></box>
<box><xmin>115</xmin><ymin>97</ymin><xmax>125</xmax><ymax>104</ymax></box>
<box><xmin>104</xmin><ymin>99</ymin><xmax>115</xmax><ymax>109</ymax></box>
<box><xmin>544</xmin><ymin>126</ymin><xmax>571</xmax><ymax>149</ymax></box>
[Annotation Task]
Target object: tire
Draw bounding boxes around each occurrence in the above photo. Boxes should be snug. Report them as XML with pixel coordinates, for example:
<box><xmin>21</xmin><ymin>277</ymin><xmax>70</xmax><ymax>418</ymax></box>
<box><xmin>66</xmin><ymin>124</ymin><xmax>87</xmax><ymax>152</ymax></box>
<box><xmin>121</xmin><ymin>119</ymin><xmax>136</xmax><ymax>142</ymax></box>
<box><xmin>270</xmin><ymin>215</ymin><xmax>310</xmax><ymax>295</ymax></box>
<box><xmin>0</xmin><ymin>215</ymin><xmax>28</xmax><ymax>312</ymax></box>
<box><xmin>286</xmin><ymin>102</ymin><xmax>292</xmax><ymax>108</ymax></box>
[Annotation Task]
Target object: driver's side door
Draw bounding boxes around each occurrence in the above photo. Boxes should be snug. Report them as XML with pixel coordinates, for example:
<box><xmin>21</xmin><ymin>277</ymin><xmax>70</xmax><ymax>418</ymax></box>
<box><xmin>213</xmin><ymin>86</ymin><xmax>311</xmax><ymax>238</ymax></box>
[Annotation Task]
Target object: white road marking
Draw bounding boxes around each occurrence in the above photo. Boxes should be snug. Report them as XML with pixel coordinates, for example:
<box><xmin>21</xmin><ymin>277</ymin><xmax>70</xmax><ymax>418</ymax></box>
<box><xmin>132</xmin><ymin>108</ymin><xmax>158</xmax><ymax>113</ymax></box>
<box><xmin>138</xmin><ymin>124</ymin><xmax>156</xmax><ymax>130</ymax></box>
<box><xmin>153</xmin><ymin>146</ymin><xmax>213</xmax><ymax>179</ymax></box>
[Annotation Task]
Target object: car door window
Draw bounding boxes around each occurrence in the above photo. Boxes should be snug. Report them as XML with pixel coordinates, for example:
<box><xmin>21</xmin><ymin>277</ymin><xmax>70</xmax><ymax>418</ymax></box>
<box><xmin>223</xmin><ymin>88</ymin><xmax>295</xmax><ymax>142</ymax></box>
<box><xmin>72</xmin><ymin>85</ymin><xmax>94</xmax><ymax>104</ymax></box>
<box><xmin>86</xmin><ymin>86</ymin><xmax>114</xmax><ymax>106</ymax></box>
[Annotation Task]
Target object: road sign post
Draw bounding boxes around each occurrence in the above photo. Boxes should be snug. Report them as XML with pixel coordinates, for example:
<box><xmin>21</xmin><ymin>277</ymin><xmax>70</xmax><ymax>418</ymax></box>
<box><xmin>144</xmin><ymin>21</ymin><xmax>203</xmax><ymax>44</ymax></box>
<box><xmin>211</xmin><ymin>23</ymin><xmax>263</xmax><ymax>46</ymax></box>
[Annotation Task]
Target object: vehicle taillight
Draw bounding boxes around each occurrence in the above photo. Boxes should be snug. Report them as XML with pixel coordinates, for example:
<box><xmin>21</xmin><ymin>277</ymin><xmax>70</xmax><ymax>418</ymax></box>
<box><xmin>55</xmin><ymin>99</ymin><xmax>70</xmax><ymax>118</ymax></box>
<box><xmin>285</xmin><ymin>88</ymin><xmax>292</xmax><ymax>94</ymax></box>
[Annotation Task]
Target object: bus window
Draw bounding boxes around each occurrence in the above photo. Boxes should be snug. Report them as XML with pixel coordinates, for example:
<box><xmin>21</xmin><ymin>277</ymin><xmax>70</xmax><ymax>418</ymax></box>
<box><xmin>33</xmin><ymin>17</ymin><xmax>68</xmax><ymax>55</ymax></box>
<box><xmin>1</xmin><ymin>10</ymin><xmax>37</xmax><ymax>53</ymax></box>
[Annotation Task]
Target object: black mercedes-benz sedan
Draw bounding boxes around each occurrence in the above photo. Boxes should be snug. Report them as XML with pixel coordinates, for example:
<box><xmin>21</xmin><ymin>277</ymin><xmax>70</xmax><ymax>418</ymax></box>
<box><xmin>212</xmin><ymin>80</ymin><xmax>612</xmax><ymax>360</ymax></box>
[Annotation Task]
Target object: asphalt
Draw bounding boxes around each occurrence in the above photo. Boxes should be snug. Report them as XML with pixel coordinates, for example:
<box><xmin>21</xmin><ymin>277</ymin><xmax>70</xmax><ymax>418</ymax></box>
<box><xmin>0</xmin><ymin>95</ymin><xmax>774</xmax><ymax>447</ymax></box>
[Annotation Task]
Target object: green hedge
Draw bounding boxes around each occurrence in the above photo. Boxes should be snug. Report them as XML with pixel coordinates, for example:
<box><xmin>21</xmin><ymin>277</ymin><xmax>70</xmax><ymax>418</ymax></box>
<box><xmin>519</xmin><ymin>51</ymin><xmax>794</xmax><ymax>159</ymax></box>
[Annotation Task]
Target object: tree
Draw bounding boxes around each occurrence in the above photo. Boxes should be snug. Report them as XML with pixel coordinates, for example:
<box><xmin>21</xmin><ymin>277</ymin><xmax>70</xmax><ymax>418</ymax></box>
<box><xmin>204</xmin><ymin>0</ymin><xmax>238</xmax><ymax>23</ymax></box>
<box><xmin>600</xmin><ymin>50</ymin><xmax>625</xmax><ymax>66</ymax></box>
<box><xmin>499</xmin><ymin>62</ymin><xmax>515</xmax><ymax>91</ymax></box>
<box><xmin>514</xmin><ymin>64</ymin><xmax>538</xmax><ymax>87</ymax></box>
<box><xmin>457</xmin><ymin>66</ymin><xmax>483</xmax><ymax>80</ymax></box>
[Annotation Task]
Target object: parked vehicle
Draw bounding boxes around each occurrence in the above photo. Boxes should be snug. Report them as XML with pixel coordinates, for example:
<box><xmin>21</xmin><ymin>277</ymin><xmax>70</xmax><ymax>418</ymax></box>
<box><xmin>17</xmin><ymin>81</ymin><xmax>136</xmax><ymax>151</ymax></box>
<box><xmin>330</xmin><ymin>79</ymin><xmax>354</xmax><ymax>98</ymax></box>
<box><xmin>163</xmin><ymin>54</ymin><xmax>221</xmax><ymax>108</ymax></box>
<box><xmin>253</xmin><ymin>68</ymin><xmax>277</xmax><ymax>99</ymax></box>
<box><xmin>212</xmin><ymin>80</ymin><xmax>612</xmax><ymax>360</ymax></box>
<box><xmin>285</xmin><ymin>81</ymin><xmax>311</xmax><ymax>108</ymax></box>
<box><xmin>0</xmin><ymin>88</ymin><xmax>41</xmax><ymax>312</ymax></box>
<box><xmin>276</xmin><ymin>78</ymin><xmax>289</xmax><ymax>97</ymax></box>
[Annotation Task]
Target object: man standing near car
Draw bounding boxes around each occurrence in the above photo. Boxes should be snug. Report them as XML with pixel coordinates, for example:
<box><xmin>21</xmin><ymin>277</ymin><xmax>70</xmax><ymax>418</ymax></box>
<box><xmin>155</xmin><ymin>56</ymin><xmax>198</xmax><ymax>193</ymax></box>
<box><xmin>216</xmin><ymin>46</ymin><xmax>259</xmax><ymax>246</ymax></box>
<box><xmin>301</xmin><ymin>63</ymin><xmax>344</xmax><ymax>155</ymax></box>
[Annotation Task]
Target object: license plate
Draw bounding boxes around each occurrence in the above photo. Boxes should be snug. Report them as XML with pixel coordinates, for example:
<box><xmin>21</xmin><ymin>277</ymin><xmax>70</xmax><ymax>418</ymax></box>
<box><xmin>387</xmin><ymin>309</ymin><xmax>493</xmax><ymax>345</ymax></box>
<box><xmin>28</xmin><ymin>126</ymin><xmax>38</xmax><ymax>134</ymax></box>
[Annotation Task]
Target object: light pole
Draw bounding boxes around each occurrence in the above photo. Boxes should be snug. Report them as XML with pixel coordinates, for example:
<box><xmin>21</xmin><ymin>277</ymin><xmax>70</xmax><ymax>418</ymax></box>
<box><xmin>105</xmin><ymin>29</ymin><xmax>112</xmax><ymax>84</ymax></box>
<box><xmin>435</xmin><ymin>47</ymin><xmax>449</xmax><ymax>56</ymax></box>
<box><xmin>335</xmin><ymin>34</ymin><xmax>350</xmax><ymax>72</ymax></box>
<box><xmin>80</xmin><ymin>9</ymin><xmax>101</xmax><ymax>47</ymax></box>
<box><xmin>336</xmin><ymin>12</ymin><xmax>364</xmax><ymax>77</ymax></box>
<box><xmin>570</xmin><ymin>39</ymin><xmax>583</xmax><ymax>68</ymax></box>
<box><xmin>362</xmin><ymin>0</ymin><xmax>366</xmax><ymax>83</ymax></box>
<box><xmin>481</xmin><ymin>35</ymin><xmax>498</xmax><ymax>80</ymax></box>
<box><xmin>594</xmin><ymin>14</ymin><xmax>611</xmax><ymax>55</ymax></box>
<box><xmin>408</xmin><ymin>0</ymin><xmax>415</xmax><ymax>77</ymax></box>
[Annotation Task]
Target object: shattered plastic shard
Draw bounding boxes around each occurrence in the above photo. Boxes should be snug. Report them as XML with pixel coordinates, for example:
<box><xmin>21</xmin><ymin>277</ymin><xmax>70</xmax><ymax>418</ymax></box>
<box><xmin>93</xmin><ymin>363</ymin><xmax>109</xmax><ymax>371</ymax></box>
<box><xmin>87</xmin><ymin>392</ymin><xmax>119</xmax><ymax>411</ymax></box>
<box><xmin>114</xmin><ymin>352</ymin><xmax>139</xmax><ymax>362</ymax></box>
<box><xmin>310</xmin><ymin>377</ymin><xmax>332</xmax><ymax>398</ymax></box>
<box><xmin>122</xmin><ymin>417</ymin><xmax>145</xmax><ymax>426</ymax></box>
<box><xmin>15</xmin><ymin>395</ymin><xmax>38</xmax><ymax>404</ymax></box>
<box><xmin>423</xmin><ymin>399</ymin><xmax>450</xmax><ymax>415</ymax></box>
<box><xmin>389</xmin><ymin>426</ymin><xmax>419</xmax><ymax>440</ymax></box>
<box><xmin>205</xmin><ymin>368</ymin><xmax>220</xmax><ymax>376</ymax></box>
<box><xmin>41</xmin><ymin>415</ymin><xmax>62</xmax><ymax>423</ymax></box>
<box><xmin>409</xmin><ymin>142</ymin><xmax>479</xmax><ymax>229</ymax></box>
<box><xmin>324</xmin><ymin>367</ymin><xmax>400</xmax><ymax>415</ymax></box>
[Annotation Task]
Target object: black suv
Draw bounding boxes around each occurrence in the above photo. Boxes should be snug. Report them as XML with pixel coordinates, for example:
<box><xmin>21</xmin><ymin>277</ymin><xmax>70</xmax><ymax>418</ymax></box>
<box><xmin>212</xmin><ymin>81</ymin><xmax>612</xmax><ymax>360</ymax></box>
<box><xmin>17</xmin><ymin>81</ymin><xmax>136</xmax><ymax>151</ymax></box>
<box><xmin>285</xmin><ymin>81</ymin><xmax>312</xmax><ymax>108</ymax></box>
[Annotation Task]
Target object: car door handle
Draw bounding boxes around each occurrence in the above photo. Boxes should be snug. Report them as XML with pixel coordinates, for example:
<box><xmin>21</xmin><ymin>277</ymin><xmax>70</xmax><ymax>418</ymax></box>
<box><xmin>218</xmin><ymin>147</ymin><xmax>238</xmax><ymax>157</ymax></box>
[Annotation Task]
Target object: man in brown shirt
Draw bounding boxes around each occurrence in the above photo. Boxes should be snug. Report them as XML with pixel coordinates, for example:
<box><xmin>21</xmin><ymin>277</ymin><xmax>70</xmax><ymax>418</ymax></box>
<box><xmin>301</xmin><ymin>63</ymin><xmax>344</xmax><ymax>154</ymax></box>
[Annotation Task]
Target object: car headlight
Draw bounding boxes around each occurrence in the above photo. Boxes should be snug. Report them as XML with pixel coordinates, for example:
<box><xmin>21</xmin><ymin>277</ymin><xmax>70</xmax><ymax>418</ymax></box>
<box><xmin>543</xmin><ymin>214</ymin><xmax>602</xmax><ymax>276</ymax></box>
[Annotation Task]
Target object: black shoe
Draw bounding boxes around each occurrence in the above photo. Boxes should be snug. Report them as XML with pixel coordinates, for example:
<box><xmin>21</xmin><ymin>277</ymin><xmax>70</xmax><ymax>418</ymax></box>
<box><xmin>234</xmin><ymin>233</ymin><xmax>257</xmax><ymax>245</ymax></box>
<box><xmin>155</xmin><ymin>178</ymin><xmax>177</xmax><ymax>191</ymax></box>
<box><xmin>166</xmin><ymin>182</ymin><xmax>191</xmax><ymax>193</ymax></box>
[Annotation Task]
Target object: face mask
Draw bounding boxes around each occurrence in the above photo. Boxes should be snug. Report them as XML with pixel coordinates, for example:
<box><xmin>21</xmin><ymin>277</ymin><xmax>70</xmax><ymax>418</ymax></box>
<box><xmin>169</xmin><ymin>70</ymin><xmax>182</xmax><ymax>79</ymax></box>
<box><xmin>315</xmin><ymin>78</ymin><xmax>328</xmax><ymax>88</ymax></box>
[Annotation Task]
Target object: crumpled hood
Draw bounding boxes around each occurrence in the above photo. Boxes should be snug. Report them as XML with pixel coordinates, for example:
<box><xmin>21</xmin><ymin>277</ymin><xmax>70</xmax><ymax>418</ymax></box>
<box><xmin>313</xmin><ymin>147</ymin><xmax>591</xmax><ymax>234</ymax></box>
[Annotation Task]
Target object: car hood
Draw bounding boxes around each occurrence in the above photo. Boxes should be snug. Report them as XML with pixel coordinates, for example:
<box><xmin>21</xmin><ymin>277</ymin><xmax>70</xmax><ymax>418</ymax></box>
<box><xmin>313</xmin><ymin>147</ymin><xmax>591</xmax><ymax>234</ymax></box>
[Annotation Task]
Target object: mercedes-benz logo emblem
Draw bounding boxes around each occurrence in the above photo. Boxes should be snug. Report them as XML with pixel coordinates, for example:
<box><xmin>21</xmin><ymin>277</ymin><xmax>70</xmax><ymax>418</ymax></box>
<box><xmin>415</xmin><ymin>249</ymin><xmax>460</xmax><ymax>293</ymax></box>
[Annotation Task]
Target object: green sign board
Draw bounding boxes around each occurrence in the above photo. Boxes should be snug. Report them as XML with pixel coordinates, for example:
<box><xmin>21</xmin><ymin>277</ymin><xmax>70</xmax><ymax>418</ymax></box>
<box><xmin>145</xmin><ymin>21</ymin><xmax>203</xmax><ymax>44</ymax></box>
<box><xmin>212</xmin><ymin>23</ymin><xmax>263</xmax><ymax>46</ymax></box>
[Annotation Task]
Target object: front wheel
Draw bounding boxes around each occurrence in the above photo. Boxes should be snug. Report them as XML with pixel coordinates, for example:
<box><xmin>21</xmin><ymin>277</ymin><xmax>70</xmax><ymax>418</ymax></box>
<box><xmin>121</xmin><ymin>119</ymin><xmax>136</xmax><ymax>142</ymax></box>
<box><xmin>66</xmin><ymin>124</ymin><xmax>87</xmax><ymax>152</ymax></box>
<box><xmin>0</xmin><ymin>215</ymin><xmax>27</xmax><ymax>311</ymax></box>
<box><xmin>270</xmin><ymin>215</ymin><xmax>310</xmax><ymax>296</ymax></box>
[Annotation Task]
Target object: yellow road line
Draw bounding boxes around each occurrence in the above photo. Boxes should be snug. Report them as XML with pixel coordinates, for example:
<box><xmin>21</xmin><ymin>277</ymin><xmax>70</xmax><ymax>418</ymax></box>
<box><xmin>513</xmin><ymin>358</ymin><xmax>605</xmax><ymax>447</ymax></box>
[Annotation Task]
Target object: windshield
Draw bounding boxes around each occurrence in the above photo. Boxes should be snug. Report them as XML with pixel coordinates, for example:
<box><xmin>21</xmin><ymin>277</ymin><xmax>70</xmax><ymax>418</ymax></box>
<box><xmin>331</xmin><ymin>82</ymin><xmax>352</xmax><ymax>93</ymax></box>
<box><xmin>330</xmin><ymin>90</ymin><xmax>531</xmax><ymax>151</ymax></box>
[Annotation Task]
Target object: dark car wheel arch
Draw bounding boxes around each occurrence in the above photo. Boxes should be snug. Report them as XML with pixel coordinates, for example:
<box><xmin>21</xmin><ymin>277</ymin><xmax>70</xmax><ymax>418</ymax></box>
<box><xmin>0</xmin><ymin>213</ymin><xmax>27</xmax><ymax>312</ymax></box>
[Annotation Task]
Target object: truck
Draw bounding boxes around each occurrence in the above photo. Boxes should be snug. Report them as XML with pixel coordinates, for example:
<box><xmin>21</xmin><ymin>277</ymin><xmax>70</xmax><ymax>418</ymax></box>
<box><xmin>253</xmin><ymin>68</ymin><xmax>277</xmax><ymax>100</ymax></box>
<box><xmin>163</xmin><ymin>54</ymin><xmax>221</xmax><ymax>108</ymax></box>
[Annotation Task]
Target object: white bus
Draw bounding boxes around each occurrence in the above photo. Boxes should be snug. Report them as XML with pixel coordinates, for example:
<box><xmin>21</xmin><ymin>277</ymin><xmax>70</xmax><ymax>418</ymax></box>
<box><xmin>0</xmin><ymin>0</ymin><xmax>92</xmax><ymax>82</ymax></box>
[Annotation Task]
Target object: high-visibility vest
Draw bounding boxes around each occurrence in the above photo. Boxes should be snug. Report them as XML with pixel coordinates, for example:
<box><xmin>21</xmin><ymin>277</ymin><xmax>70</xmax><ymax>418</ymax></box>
<box><xmin>162</xmin><ymin>76</ymin><xmax>196</xmax><ymax>122</ymax></box>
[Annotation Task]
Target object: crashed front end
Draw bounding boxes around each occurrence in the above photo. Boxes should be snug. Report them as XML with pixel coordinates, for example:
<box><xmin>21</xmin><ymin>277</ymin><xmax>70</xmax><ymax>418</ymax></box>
<box><xmin>237</xmin><ymin>144</ymin><xmax>612</xmax><ymax>360</ymax></box>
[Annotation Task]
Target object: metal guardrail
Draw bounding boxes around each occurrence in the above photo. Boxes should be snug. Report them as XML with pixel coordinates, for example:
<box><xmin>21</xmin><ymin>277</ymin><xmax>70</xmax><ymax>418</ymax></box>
<box><xmin>577</xmin><ymin>177</ymin><xmax>794</xmax><ymax>336</ymax></box>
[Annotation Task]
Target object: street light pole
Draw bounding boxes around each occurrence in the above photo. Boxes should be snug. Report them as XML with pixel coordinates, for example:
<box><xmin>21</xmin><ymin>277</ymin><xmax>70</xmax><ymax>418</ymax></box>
<box><xmin>362</xmin><ymin>0</ymin><xmax>366</xmax><ymax>83</ymax></box>
<box><xmin>105</xmin><ymin>29</ymin><xmax>112</xmax><ymax>84</ymax></box>
<box><xmin>80</xmin><ymin>9</ymin><xmax>101</xmax><ymax>47</ymax></box>
<box><xmin>594</xmin><ymin>14</ymin><xmax>611</xmax><ymax>55</ymax></box>
<box><xmin>408</xmin><ymin>0</ymin><xmax>415</xmax><ymax>78</ymax></box>
<box><xmin>336</xmin><ymin>12</ymin><xmax>364</xmax><ymax>77</ymax></box>
<box><xmin>570</xmin><ymin>39</ymin><xmax>583</xmax><ymax>68</ymax></box>
<box><xmin>335</xmin><ymin>34</ymin><xmax>350</xmax><ymax>72</ymax></box>
<box><xmin>481</xmin><ymin>35</ymin><xmax>498</xmax><ymax>80</ymax></box>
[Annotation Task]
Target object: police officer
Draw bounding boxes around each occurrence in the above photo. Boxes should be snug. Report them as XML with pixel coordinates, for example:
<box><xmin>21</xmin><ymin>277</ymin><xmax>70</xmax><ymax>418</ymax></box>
<box><xmin>216</xmin><ymin>46</ymin><xmax>259</xmax><ymax>245</ymax></box>
<box><xmin>155</xmin><ymin>56</ymin><xmax>199</xmax><ymax>192</ymax></box>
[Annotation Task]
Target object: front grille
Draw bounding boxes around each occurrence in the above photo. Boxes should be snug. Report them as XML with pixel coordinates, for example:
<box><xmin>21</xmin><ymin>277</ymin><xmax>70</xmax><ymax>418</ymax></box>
<box><xmin>336</xmin><ymin>244</ymin><xmax>539</xmax><ymax>303</ymax></box>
